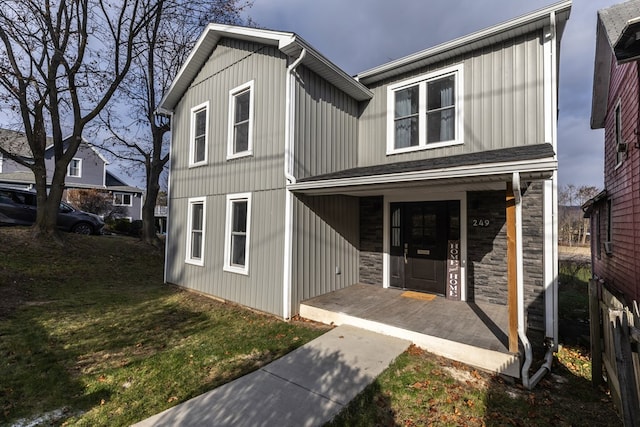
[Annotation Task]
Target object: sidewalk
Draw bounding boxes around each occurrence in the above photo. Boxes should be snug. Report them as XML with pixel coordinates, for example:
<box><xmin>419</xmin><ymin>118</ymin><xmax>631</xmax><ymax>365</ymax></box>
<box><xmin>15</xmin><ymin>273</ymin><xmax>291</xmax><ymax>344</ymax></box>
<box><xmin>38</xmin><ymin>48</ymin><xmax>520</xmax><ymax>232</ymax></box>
<box><xmin>132</xmin><ymin>325</ymin><xmax>410</xmax><ymax>427</ymax></box>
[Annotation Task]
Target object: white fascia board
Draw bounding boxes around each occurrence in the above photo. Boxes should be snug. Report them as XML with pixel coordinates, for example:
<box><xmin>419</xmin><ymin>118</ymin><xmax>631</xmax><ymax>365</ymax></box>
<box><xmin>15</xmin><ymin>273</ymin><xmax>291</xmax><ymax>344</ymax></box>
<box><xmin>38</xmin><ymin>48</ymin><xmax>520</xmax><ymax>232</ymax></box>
<box><xmin>47</xmin><ymin>136</ymin><xmax>110</xmax><ymax>165</ymax></box>
<box><xmin>288</xmin><ymin>158</ymin><xmax>557</xmax><ymax>192</ymax></box>
<box><xmin>158</xmin><ymin>24</ymin><xmax>295</xmax><ymax>113</ymax></box>
<box><xmin>357</xmin><ymin>1</ymin><xmax>571</xmax><ymax>84</ymax></box>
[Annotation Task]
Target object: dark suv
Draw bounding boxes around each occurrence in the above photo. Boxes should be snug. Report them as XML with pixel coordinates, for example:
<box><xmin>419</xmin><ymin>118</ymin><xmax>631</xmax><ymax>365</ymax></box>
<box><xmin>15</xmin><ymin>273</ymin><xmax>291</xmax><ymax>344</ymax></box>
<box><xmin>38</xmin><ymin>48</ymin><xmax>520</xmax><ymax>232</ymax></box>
<box><xmin>0</xmin><ymin>186</ymin><xmax>104</xmax><ymax>235</ymax></box>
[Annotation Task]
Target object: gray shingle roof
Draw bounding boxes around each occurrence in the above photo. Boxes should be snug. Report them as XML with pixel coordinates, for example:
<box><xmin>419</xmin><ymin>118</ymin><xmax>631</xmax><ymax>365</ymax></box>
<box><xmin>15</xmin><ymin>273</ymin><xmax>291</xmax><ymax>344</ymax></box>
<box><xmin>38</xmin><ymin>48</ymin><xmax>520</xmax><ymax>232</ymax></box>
<box><xmin>298</xmin><ymin>143</ymin><xmax>555</xmax><ymax>183</ymax></box>
<box><xmin>598</xmin><ymin>0</ymin><xmax>640</xmax><ymax>49</ymax></box>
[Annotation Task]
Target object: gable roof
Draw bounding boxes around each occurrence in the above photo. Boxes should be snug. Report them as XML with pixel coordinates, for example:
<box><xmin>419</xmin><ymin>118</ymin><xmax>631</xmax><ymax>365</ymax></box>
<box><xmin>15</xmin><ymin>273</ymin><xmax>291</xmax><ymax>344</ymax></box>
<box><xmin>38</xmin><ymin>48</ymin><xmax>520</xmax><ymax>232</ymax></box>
<box><xmin>591</xmin><ymin>0</ymin><xmax>640</xmax><ymax>129</ymax></box>
<box><xmin>0</xmin><ymin>128</ymin><xmax>109</xmax><ymax>165</ymax></box>
<box><xmin>356</xmin><ymin>1</ymin><xmax>571</xmax><ymax>85</ymax></box>
<box><xmin>158</xmin><ymin>25</ymin><xmax>373</xmax><ymax>113</ymax></box>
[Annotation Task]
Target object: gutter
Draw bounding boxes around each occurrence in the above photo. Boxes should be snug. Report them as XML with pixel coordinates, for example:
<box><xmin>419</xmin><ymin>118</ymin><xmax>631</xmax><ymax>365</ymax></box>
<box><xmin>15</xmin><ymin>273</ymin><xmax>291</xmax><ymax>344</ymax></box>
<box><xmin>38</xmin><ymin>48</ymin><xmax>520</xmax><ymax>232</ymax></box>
<box><xmin>282</xmin><ymin>48</ymin><xmax>306</xmax><ymax>320</ymax></box>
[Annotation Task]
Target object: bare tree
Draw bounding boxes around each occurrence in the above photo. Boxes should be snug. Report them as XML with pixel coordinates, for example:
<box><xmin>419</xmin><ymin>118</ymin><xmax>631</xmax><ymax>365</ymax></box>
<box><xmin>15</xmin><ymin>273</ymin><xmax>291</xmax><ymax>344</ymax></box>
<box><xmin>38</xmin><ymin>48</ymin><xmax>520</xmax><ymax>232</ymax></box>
<box><xmin>99</xmin><ymin>0</ymin><xmax>252</xmax><ymax>246</ymax></box>
<box><xmin>558</xmin><ymin>184</ymin><xmax>601</xmax><ymax>246</ymax></box>
<box><xmin>0</xmin><ymin>0</ymin><xmax>158</xmax><ymax>241</ymax></box>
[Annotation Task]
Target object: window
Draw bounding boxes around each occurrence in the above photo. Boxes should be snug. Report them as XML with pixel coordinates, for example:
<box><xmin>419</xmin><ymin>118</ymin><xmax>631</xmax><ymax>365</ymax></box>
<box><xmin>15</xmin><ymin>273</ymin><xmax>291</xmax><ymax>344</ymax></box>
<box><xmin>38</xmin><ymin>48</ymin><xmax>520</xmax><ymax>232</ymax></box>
<box><xmin>615</xmin><ymin>102</ymin><xmax>625</xmax><ymax>167</ymax></box>
<box><xmin>67</xmin><ymin>158</ymin><xmax>82</xmax><ymax>177</ymax></box>
<box><xmin>387</xmin><ymin>64</ymin><xmax>463</xmax><ymax>154</ymax></box>
<box><xmin>227</xmin><ymin>81</ymin><xmax>254</xmax><ymax>159</ymax></box>
<box><xmin>186</xmin><ymin>197</ymin><xmax>206</xmax><ymax>265</ymax></box>
<box><xmin>224</xmin><ymin>193</ymin><xmax>251</xmax><ymax>274</ymax></box>
<box><xmin>113</xmin><ymin>192</ymin><xmax>132</xmax><ymax>206</ymax></box>
<box><xmin>190</xmin><ymin>102</ymin><xmax>209</xmax><ymax>166</ymax></box>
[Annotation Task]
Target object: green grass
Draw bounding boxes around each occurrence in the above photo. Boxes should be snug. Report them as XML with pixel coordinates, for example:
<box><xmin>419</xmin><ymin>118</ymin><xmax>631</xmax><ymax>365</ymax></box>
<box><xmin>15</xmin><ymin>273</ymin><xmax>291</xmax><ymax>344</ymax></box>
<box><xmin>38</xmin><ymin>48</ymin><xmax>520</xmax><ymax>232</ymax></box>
<box><xmin>328</xmin><ymin>345</ymin><xmax>618</xmax><ymax>426</ymax></box>
<box><xmin>0</xmin><ymin>228</ymin><xmax>328</xmax><ymax>426</ymax></box>
<box><xmin>558</xmin><ymin>260</ymin><xmax>591</xmax><ymax>321</ymax></box>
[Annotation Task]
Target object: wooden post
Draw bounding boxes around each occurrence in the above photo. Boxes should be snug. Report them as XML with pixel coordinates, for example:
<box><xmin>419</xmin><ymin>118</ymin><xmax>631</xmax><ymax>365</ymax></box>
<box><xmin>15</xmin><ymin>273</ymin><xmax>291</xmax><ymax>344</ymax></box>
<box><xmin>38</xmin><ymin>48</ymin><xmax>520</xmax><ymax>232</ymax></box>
<box><xmin>506</xmin><ymin>182</ymin><xmax>518</xmax><ymax>353</ymax></box>
<box><xmin>589</xmin><ymin>279</ymin><xmax>603</xmax><ymax>386</ymax></box>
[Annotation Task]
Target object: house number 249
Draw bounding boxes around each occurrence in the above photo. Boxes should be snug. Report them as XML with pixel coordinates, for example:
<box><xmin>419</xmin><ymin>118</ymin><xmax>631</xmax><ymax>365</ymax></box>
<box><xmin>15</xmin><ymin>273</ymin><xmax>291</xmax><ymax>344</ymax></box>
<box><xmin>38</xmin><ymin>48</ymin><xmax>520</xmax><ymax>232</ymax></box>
<box><xmin>472</xmin><ymin>219</ymin><xmax>490</xmax><ymax>227</ymax></box>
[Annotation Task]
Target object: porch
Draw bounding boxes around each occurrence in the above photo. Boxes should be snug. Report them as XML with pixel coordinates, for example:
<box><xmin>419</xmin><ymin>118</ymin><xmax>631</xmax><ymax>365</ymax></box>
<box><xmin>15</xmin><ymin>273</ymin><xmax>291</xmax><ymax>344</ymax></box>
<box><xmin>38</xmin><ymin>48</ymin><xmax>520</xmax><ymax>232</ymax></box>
<box><xmin>300</xmin><ymin>283</ymin><xmax>521</xmax><ymax>378</ymax></box>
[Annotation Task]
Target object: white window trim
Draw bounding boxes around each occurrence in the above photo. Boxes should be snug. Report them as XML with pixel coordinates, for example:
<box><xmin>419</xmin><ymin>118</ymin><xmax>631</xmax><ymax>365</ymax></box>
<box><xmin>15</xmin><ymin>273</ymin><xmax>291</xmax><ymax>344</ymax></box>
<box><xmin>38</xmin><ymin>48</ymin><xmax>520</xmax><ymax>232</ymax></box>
<box><xmin>189</xmin><ymin>101</ymin><xmax>209</xmax><ymax>167</ymax></box>
<box><xmin>113</xmin><ymin>192</ymin><xmax>133</xmax><ymax>207</ymax></box>
<box><xmin>185</xmin><ymin>197</ymin><xmax>206</xmax><ymax>266</ymax></box>
<box><xmin>67</xmin><ymin>158</ymin><xmax>82</xmax><ymax>178</ymax></box>
<box><xmin>0</xmin><ymin>152</ymin><xmax>3</xmax><ymax>173</ymax></box>
<box><xmin>386</xmin><ymin>64</ymin><xmax>464</xmax><ymax>155</ymax></box>
<box><xmin>614</xmin><ymin>100</ymin><xmax>624</xmax><ymax>169</ymax></box>
<box><xmin>227</xmin><ymin>80</ymin><xmax>254</xmax><ymax>160</ymax></box>
<box><xmin>223</xmin><ymin>192</ymin><xmax>252</xmax><ymax>275</ymax></box>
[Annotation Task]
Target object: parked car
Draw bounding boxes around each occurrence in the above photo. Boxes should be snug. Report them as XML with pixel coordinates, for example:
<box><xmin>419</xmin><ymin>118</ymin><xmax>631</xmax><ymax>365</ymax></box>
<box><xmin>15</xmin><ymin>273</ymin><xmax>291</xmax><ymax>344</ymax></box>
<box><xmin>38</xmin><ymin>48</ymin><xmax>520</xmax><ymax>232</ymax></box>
<box><xmin>0</xmin><ymin>186</ymin><xmax>104</xmax><ymax>235</ymax></box>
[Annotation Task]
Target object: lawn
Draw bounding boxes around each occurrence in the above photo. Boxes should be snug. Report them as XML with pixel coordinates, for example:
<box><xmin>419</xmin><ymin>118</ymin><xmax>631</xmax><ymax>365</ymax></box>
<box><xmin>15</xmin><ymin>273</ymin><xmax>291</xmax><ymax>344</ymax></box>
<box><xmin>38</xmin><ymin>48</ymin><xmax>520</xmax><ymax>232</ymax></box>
<box><xmin>1</xmin><ymin>229</ymin><xmax>619</xmax><ymax>426</ymax></box>
<box><xmin>0</xmin><ymin>228</ymin><xmax>328</xmax><ymax>426</ymax></box>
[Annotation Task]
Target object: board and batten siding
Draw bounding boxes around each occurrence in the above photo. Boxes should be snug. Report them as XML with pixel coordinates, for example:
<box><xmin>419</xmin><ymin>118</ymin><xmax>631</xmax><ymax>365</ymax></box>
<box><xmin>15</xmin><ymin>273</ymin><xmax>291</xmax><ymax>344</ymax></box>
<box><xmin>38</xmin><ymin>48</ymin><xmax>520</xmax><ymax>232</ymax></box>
<box><xmin>293</xmin><ymin>65</ymin><xmax>360</xmax><ymax>180</ymax></box>
<box><xmin>169</xmin><ymin>38</ymin><xmax>288</xmax><ymax>198</ymax></box>
<box><xmin>166</xmin><ymin>38</ymin><xmax>289</xmax><ymax>317</ymax></box>
<box><xmin>290</xmin><ymin>194</ymin><xmax>360</xmax><ymax>315</ymax></box>
<box><xmin>358</xmin><ymin>30</ymin><xmax>545</xmax><ymax>167</ymax></box>
<box><xmin>166</xmin><ymin>190</ymin><xmax>285</xmax><ymax>315</ymax></box>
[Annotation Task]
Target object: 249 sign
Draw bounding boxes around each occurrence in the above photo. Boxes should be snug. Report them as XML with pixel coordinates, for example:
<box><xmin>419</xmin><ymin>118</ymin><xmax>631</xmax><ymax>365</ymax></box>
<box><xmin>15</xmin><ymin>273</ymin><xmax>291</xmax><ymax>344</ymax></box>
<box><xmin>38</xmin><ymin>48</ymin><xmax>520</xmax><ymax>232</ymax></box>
<box><xmin>472</xmin><ymin>218</ymin><xmax>490</xmax><ymax>227</ymax></box>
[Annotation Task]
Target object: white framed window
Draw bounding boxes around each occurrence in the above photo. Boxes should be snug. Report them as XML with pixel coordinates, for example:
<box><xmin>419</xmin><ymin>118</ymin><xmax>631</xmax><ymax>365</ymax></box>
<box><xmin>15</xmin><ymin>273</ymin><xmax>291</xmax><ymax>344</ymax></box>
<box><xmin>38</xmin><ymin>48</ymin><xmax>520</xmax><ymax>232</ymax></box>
<box><xmin>615</xmin><ymin>101</ymin><xmax>625</xmax><ymax>168</ymax></box>
<box><xmin>190</xmin><ymin>101</ymin><xmax>209</xmax><ymax>167</ymax></box>
<box><xmin>67</xmin><ymin>158</ymin><xmax>82</xmax><ymax>177</ymax></box>
<box><xmin>113</xmin><ymin>192</ymin><xmax>132</xmax><ymax>206</ymax></box>
<box><xmin>186</xmin><ymin>197</ymin><xmax>206</xmax><ymax>266</ymax></box>
<box><xmin>387</xmin><ymin>64</ymin><xmax>464</xmax><ymax>154</ymax></box>
<box><xmin>223</xmin><ymin>192</ymin><xmax>251</xmax><ymax>275</ymax></box>
<box><xmin>227</xmin><ymin>81</ymin><xmax>254</xmax><ymax>159</ymax></box>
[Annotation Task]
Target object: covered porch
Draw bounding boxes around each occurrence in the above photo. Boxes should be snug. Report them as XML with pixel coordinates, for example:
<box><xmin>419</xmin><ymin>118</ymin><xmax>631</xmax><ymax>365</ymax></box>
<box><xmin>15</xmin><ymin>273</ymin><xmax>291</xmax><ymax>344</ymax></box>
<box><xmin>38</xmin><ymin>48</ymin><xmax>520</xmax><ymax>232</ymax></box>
<box><xmin>300</xmin><ymin>283</ymin><xmax>520</xmax><ymax>378</ymax></box>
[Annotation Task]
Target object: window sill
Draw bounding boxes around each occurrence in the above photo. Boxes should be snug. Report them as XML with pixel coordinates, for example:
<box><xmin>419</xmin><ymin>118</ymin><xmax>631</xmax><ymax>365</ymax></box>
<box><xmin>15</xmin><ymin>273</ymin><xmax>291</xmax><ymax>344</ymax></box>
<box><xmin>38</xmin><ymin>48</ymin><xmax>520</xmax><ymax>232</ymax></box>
<box><xmin>188</xmin><ymin>161</ymin><xmax>207</xmax><ymax>168</ymax></box>
<box><xmin>387</xmin><ymin>140</ymin><xmax>463</xmax><ymax>156</ymax></box>
<box><xmin>226</xmin><ymin>151</ymin><xmax>253</xmax><ymax>161</ymax></box>
<box><xmin>223</xmin><ymin>264</ymin><xmax>249</xmax><ymax>275</ymax></box>
<box><xmin>185</xmin><ymin>258</ymin><xmax>204</xmax><ymax>267</ymax></box>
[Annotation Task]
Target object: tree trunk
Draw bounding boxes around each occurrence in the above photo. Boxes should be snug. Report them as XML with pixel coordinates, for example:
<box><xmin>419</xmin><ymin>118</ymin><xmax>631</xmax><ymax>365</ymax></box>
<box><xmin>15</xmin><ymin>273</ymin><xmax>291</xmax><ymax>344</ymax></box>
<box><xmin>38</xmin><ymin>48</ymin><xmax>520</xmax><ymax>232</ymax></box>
<box><xmin>141</xmin><ymin>162</ymin><xmax>162</xmax><ymax>247</ymax></box>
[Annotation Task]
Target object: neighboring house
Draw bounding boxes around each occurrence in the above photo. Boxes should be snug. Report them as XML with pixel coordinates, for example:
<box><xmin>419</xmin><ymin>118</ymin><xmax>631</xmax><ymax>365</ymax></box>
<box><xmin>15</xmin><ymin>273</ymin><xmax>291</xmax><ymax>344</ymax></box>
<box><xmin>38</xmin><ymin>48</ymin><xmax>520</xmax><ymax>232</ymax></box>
<box><xmin>158</xmin><ymin>2</ymin><xmax>571</xmax><ymax>383</ymax></box>
<box><xmin>0</xmin><ymin>128</ymin><xmax>143</xmax><ymax>221</ymax></box>
<box><xmin>585</xmin><ymin>0</ymin><xmax>640</xmax><ymax>304</ymax></box>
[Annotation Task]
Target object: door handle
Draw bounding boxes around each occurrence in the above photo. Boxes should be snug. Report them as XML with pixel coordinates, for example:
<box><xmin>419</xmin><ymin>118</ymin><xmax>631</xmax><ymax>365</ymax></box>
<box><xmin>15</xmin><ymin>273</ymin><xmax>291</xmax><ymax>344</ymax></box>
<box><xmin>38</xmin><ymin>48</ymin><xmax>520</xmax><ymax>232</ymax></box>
<box><xmin>404</xmin><ymin>246</ymin><xmax>408</xmax><ymax>264</ymax></box>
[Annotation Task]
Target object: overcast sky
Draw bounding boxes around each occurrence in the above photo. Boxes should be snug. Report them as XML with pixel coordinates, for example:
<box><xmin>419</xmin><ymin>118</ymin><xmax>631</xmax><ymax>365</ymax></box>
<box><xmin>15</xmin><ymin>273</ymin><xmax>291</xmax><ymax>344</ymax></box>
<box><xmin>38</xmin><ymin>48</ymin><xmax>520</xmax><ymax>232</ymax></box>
<box><xmin>243</xmin><ymin>0</ymin><xmax>613</xmax><ymax>190</ymax></box>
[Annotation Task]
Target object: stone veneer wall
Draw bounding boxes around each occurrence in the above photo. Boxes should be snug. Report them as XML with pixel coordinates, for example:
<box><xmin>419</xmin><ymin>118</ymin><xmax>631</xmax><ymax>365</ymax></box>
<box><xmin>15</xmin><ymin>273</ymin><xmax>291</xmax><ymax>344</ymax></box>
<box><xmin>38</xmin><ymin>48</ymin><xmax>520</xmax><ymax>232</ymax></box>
<box><xmin>359</xmin><ymin>196</ymin><xmax>383</xmax><ymax>285</ymax></box>
<box><xmin>467</xmin><ymin>183</ymin><xmax>545</xmax><ymax>332</ymax></box>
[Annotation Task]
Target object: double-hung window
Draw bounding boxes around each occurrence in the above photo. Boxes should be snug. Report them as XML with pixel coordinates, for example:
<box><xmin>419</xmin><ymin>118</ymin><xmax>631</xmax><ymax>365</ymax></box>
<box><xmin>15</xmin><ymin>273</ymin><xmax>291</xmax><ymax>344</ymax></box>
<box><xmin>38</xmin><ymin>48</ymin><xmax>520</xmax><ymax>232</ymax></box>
<box><xmin>387</xmin><ymin>64</ymin><xmax>463</xmax><ymax>154</ymax></box>
<box><xmin>186</xmin><ymin>197</ymin><xmax>206</xmax><ymax>266</ymax></box>
<box><xmin>67</xmin><ymin>158</ymin><xmax>82</xmax><ymax>177</ymax></box>
<box><xmin>224</xmin><ymin>193</ymin><xmax>251</xmax><ymax>275</ymax></box>
<box><xmin>190</xmin><ymin>102</ymin><xmax>209</xmax><ymax>166</ymax></box>
<box><xmin>227</xmin><ymin>81</ymin><xmax>254</xmax><ymax>159</ymax></box>
<box><xmin>113</xmin><ymin>192</ymin><xmax>132</xmax><ymax>206</ymax></box>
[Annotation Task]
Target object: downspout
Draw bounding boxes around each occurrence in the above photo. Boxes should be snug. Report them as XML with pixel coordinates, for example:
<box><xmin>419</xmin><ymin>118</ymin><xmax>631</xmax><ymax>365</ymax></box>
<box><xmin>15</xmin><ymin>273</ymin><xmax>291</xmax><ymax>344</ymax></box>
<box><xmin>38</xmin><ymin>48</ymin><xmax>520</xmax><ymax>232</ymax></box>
<box><xmin>282</xmin><ymin>48</ymin><xmax>306</xmax><ymax>320</ymax></box>
<box><xmin>515</xmin><ymin>171</ymin><xmax>554</xmax><ymax>390</ymax></box>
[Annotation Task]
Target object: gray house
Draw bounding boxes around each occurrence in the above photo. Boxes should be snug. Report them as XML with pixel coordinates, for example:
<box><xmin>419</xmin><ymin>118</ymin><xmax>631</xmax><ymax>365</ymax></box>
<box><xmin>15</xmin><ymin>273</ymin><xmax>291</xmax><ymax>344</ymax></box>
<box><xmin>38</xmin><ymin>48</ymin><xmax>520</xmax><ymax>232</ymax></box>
<box><xmin>159</xmin><ymin>1</ymin><xmax>571</xmax><ymax>385</ymax></box>
<box><xmin>0</xmin><ymin>128</ymin><xmax>143</xmax><ymax>221</ymax></box>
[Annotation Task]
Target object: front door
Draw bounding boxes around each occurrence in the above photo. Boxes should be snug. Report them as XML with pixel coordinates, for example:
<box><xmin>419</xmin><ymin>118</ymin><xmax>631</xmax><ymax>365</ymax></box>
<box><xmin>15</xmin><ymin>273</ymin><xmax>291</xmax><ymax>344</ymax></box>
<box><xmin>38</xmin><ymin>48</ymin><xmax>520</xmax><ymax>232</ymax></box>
<box><xmin>389</xmin><ymin>200</ymin><xmax>460</xmax><ymax>294</ymax></box>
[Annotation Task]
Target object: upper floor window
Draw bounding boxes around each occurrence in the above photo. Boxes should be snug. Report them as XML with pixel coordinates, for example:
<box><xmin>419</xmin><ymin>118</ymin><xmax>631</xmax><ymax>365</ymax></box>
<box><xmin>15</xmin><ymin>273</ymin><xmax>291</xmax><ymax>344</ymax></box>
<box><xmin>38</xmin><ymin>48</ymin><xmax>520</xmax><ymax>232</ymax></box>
<box><xmin>67</xmin><ymin>158</ymin><xmax>82</xmax><ymax>177</ymax></box>
<box><xmin>186</xmin><ymin>197</ymin><xmax>206</xmax><ymax>266</ymax></box>
<box><xmin>190</xmin><ymin>101</ymin><xmax>209</xmax><ymax>167</ymax></box>
<box><xmin>227</xmin><ymin>81</ymin><xmax>254</xmax><ymax>159</ymax></box>
<box><xmin>223</xmin><ymin>192</ymin><xmax>251</xmax><ymax>275</ymax></box>
<box><xmin>615</xmin><ymin>102</ymin><xmax>625</xmax><ymax>167</ymax></box>
<box><xmin>113</xmin><ymin>192</ymin><xmax>132</xmax><ymax>206</ymax></box>
<box><xmin>387</xmin><ymin>64</ymin><xmax>463</xmax><ymax>154</ymax></box>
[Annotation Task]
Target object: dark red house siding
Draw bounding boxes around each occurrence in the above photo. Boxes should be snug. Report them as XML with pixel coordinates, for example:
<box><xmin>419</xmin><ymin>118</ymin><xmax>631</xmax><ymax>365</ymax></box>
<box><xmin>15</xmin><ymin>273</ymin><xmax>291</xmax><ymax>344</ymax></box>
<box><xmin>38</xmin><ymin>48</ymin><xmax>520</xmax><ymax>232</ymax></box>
<box><xmin>591</xmin><ymin>58</ymin><xmax>640</xmax><ymax>303</ymax></box>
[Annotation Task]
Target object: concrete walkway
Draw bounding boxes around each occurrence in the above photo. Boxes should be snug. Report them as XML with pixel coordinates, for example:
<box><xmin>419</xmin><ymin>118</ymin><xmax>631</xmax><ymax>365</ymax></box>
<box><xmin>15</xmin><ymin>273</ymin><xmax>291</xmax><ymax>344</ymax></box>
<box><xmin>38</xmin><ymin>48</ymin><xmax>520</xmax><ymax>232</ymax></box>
<box><xmin>132</xmin><ymin>325</ymin><xmax>410</xmax><ymax>427</ymax></box>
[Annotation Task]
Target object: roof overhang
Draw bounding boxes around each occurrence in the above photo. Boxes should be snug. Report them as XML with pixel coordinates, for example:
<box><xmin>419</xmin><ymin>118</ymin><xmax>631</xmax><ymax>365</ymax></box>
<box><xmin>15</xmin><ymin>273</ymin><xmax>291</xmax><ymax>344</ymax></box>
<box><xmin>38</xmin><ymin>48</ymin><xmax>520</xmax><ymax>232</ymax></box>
<box><xmin>591</xmin><ymin>0</ymin><xmax>640</xmax><ymax>129</ymax></box>
<box><xmin>158</xmin><ymin>24</ymin><xmax>373</xmax><ymax>114</ymax></box>
<box><xmin>289</xmin><ymin>157</ymin><xmax>556</xmax><ymax>196</ymax></box>
<box><xmin>581</xmin><ymin>189</ymin><xmax>607</xmax><ymax>217</ymax></box>
<box><xmin>356</xmin><ymin>1</ymin><xmax>571</xmax><ymax>86</ymax></box>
